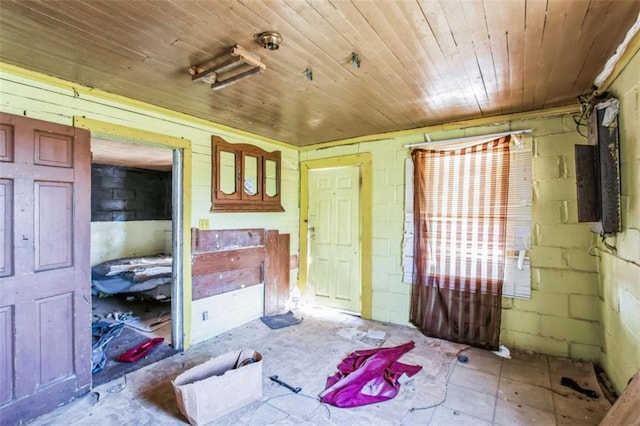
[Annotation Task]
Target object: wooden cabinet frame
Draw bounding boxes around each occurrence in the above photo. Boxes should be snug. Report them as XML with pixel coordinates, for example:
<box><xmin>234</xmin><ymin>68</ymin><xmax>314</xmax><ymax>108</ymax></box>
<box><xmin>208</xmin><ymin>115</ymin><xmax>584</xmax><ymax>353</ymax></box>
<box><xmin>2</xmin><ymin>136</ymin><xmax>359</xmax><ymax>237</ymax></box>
<box><xmin>212</xmin><ymin>136</ymin><xmax>284</xmax><ymax>212</ymax></box>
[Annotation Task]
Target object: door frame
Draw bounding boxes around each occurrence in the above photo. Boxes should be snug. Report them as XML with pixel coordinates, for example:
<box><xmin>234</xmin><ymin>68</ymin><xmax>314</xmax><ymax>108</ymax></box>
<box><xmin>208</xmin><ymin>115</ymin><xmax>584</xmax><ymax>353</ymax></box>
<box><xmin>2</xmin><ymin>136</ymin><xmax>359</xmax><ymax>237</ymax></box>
<box><xmin>299</xmin><ymin>153</ymin><xmax>372</xmax><ymax>318</ymax></box>
<box><xmin>74</xmin><ymin>117</ymin><xmax>193</xmax><ymax>351</ymax></box>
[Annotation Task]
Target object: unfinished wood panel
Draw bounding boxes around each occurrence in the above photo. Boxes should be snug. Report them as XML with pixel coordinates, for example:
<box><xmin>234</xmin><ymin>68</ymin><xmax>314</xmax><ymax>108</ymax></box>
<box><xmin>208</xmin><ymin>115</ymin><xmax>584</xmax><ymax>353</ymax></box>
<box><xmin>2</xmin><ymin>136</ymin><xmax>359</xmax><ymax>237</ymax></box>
<box><xmin>36</xmin><ymin>294</ymin><xmax>74</xmax><ymax>385</ymax></box>
<box><xmin>0</xmin><ymin>306</ymin><xmax>14</xmax><ymax>405</ymax></box>
<box><xmin>191</xmin><ymin>228</ymin><xmax>270</xmax><ymax>301</ymax></box>
<box><xmin>1</xmin><ymin>1</ymin><xmax>637</xmax><ymax>146</ymax></box>
<box><xmin>279</xmin><ymin>0</ymin><xmax>425</xmax><ymax>127</ymax></box>
<box><xmin>488</xmin><ymin>0</ymin><xmax>525</xmax><ymax>113</ymax></box>
<box><xmin>34</xmin><ymin>182</ymin><xmax>73</xmax><ymax>272</ymax></box>
<box><xmin>191</xmin><ymin>247</ymin><xmax>265</xmax><ymax>277</ymax></box>
<box><xmin>0</xmin><ymin>124</ymin><xmax>14</xmax><ymax>162</ymax></box>
<box><xmin>0</xmin><ymin>179</ymin><xmax>12</xmax><ymax>278</ymax></box>
<box><xmin>540</xmin><ymin>1</ymin><xmax>590</xmax><ymax>105</ymax></box>
<box><xmin>34</xmin><ymin>132</ymin><xmax>73</xmax><ymax>168</ymax></box>
<box><xmin>521</xmin><ymin>0</ymin><xmax>547</xmax><ymax>109</ymax></box>
<box><xmin>600</xmin><ymin>372</ymin><xmax>640</xmax><ymax>426</ymax></box>
<box><xmin>263</xmin><ymin>230</ymin><xmax>280</xmax><ymax>316</ymax></box>
<box><xmin>277</xmin><ymin>233</ymin><xmax>290</xmax><ymax>313</ymax></box>
<box><xmin>192</xmin><ymin>228</ymin><xmax>264</xmax><ymax>254</ymax></box>
<box><xmin>192</xmin><ymin>267</ymin><xmax>263</xmax><ymax>300</ymax></box>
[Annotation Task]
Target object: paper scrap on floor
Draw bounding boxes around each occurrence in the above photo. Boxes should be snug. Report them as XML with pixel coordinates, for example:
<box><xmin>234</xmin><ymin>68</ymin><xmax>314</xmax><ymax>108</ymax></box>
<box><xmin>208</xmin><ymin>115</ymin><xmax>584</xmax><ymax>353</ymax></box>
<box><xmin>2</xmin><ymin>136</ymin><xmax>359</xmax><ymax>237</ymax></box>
<box><xmin>366</xmin><ymin>329</ymin><xmax>386</xmax><ymax>340</ymax></box>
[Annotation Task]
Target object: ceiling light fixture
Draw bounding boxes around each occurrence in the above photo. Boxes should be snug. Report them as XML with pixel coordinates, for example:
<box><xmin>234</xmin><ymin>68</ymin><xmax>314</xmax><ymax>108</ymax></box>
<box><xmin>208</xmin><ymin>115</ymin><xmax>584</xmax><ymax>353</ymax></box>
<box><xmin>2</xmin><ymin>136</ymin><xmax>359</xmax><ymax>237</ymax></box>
<box><xmin>189</xmin><ymin>44</ymin><xmax>266</xmax><ymax>90</ymax></box>
<box><xmin>256</xmin><ymin>31</ymin><xmax>282</xmax><ymax>50</ymax></box>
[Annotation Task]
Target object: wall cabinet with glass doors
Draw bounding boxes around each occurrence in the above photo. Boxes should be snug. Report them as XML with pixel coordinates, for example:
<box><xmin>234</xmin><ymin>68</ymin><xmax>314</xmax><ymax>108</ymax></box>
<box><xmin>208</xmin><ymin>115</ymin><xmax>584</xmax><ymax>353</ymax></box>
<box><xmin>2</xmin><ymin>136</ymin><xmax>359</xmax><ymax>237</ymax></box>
<box><xmin>211</xmin><ymin>136</ymin><xmax>284</xmax><ymax>212</ymax></box>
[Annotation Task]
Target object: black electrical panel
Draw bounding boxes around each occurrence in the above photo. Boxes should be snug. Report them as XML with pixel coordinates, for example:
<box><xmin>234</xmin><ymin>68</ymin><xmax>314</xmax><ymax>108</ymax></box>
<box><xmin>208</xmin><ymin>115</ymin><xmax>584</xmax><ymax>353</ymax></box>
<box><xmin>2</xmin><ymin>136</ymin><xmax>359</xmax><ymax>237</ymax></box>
<box><xmin>575</xmin><ymin>145</ymin><xmax>599</xmax><ymax>222</ymax></box>
<box><xmin>575</xmin><ymin>97</ymin><xmax>622</xmax><ymax>233</ymax></box>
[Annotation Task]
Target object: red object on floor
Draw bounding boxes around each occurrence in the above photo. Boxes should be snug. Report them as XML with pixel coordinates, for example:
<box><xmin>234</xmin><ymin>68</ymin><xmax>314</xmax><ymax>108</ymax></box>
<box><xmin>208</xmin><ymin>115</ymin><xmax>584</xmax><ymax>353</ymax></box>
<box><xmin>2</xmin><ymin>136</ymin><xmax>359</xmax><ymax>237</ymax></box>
<box><xmin>118</xmin><ymin>337</ymin><xmax>164</xmax><ymax>362</ymax></box>
<box><xmin>319</xmin><ymin>341</ymin><xmax>422</xmax><ymax>408</ymax></box>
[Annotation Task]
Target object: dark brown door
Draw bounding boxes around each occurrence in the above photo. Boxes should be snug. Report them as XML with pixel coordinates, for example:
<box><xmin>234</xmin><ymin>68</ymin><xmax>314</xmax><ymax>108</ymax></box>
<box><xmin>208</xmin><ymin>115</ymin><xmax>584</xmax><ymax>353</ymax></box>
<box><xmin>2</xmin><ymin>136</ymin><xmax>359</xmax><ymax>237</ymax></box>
<box><xmin>0</xmin><ymin>113</ymin><xmax>91</xmax><ymax>424</ymax></box>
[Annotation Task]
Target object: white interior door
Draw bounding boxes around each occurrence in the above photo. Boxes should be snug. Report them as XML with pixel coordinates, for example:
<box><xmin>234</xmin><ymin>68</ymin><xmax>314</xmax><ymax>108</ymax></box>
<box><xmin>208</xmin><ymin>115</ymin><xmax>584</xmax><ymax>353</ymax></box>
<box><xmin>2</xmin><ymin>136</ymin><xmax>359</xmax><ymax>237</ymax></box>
<box><xmin>307</xmin><ymin>166</ymin><xmax>360</xmax><ymax>313</ymax></box>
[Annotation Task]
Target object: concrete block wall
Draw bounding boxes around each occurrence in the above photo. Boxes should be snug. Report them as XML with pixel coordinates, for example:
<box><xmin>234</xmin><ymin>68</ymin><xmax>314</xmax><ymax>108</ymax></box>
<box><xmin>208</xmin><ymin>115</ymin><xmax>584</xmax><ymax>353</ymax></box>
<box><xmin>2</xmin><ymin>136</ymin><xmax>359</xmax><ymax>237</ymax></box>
<box><xmin>302</xmin><ymin>114</ymin><xmax>603</xmax><ymax>362</ymax></box>
<box><xmin>597</xmin><ymin>49</ymin><xmax>640</xmax><ymax>394</ymax></box>
<box><xmin>500</xmin><ymin>115</ymin><xmax>601</xmax><ymax>360</ymax></box>
<box><xmin>91</xmin><ymin>164</ymin><xmax>172</xmax><ymax>221</ymax></box>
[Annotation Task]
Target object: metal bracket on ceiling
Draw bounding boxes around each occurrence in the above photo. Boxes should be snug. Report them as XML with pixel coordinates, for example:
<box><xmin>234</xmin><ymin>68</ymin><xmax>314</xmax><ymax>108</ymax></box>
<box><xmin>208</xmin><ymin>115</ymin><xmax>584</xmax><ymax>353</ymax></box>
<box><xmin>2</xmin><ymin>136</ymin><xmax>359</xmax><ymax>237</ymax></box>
<box><xmin>189</xmin><ymin>44</ymin><xmax>266</xmax><ymax>91</ymax></box>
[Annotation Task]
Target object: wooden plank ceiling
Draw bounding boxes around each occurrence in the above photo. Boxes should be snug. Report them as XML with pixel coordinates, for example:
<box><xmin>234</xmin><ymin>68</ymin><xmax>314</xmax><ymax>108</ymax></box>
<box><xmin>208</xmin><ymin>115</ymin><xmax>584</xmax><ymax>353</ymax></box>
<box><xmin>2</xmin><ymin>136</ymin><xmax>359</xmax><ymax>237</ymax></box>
<box><xmin>0</xmin><ymin>0</ymin><xmax>638</xmax><ymax>147</ymax></box>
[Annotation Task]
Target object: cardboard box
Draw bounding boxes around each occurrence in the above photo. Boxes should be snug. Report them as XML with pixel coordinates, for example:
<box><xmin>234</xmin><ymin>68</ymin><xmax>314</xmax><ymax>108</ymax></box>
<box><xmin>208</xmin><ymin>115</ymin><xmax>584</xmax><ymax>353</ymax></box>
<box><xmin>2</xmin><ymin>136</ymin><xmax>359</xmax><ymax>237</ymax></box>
<box><xmin>172</xmin><ymin>349</ymin><xmax>263</xmax><ymax>425</ymax></box>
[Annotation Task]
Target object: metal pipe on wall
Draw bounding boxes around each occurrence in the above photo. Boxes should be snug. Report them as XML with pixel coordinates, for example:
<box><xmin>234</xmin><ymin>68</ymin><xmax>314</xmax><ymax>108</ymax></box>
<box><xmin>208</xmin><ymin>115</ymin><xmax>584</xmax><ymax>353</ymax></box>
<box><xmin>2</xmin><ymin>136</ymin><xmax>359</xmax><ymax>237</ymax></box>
<box><xmin>171</xmin><ymin>148</ymin><xmax>184</xmax><ymax>352</ymax></box>
<box><xmin>404</xmin><ymin>129</ymin><xmax>533</xmax><ymax>149</ymax></box>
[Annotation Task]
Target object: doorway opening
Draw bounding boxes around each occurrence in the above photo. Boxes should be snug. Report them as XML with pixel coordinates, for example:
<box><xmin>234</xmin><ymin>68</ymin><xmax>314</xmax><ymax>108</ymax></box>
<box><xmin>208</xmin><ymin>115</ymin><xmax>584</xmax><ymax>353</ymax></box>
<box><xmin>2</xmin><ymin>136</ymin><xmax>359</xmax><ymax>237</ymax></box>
<box><xmin>299</xmin><ymin>153</ymin><xmax>373</xmax><ymax>319</ymax></box>
<box><xmin>89</xmin><ymin>137</ymin><xmax>179</xmax><ymax>386</ymax></box>
<box><xmin>306</xmin><ymin>166</ymin><xmax>362</xmax><ymax>314</ymax></box>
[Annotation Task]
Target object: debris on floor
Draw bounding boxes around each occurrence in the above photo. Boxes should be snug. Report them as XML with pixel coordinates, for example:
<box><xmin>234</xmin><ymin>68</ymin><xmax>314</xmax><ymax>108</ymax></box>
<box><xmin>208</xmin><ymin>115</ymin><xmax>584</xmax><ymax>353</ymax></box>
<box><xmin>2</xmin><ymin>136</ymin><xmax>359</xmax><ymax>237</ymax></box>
<box><xmin>336</xmin><ymin>327</ymin><xmax>387</xmax><ymax>347</ymax></box>
<box><xmin>117</xmin><ymin>337</ymin><xmax>165</xmax><ymax>363</ymax></box>
<box><xmin>561</xmin><ymin>376</ymin><xmax>599</xmax><ymax>398</ymax></box>
<box><xmin>336</xmin><ymin>327</ymin><xmax>366</xmax><ymax>341</ymax></box>
<box><xmin>91</xmin><ymin>321</ymin><xmax>124</xmax><ymax>373</ymax></box>
<box><xmin>125</xmin><ymin>311</ymin><xmax>171</xmax><ymax>332</ymax></box>
<box><xmin>260</xmin><ymin>311</ymin><xmax>303</xmax><ymax>329</ymax></box>
<box><xmin>173</xmin><ymin>349</ymin><xmax>263</xmax><ymax>425</ymax></box>
<box><xmin>492</xmin><ymin>344</ymin><xmax>511</xmax><ymax>358</ymax></box>
<box><xmin>106</xmin><ymin>311</ymin><xmax>135</xmax><ymax>322</ymax></box>
<box><xmin>269</xmin><ymin>375</ymin><xmax>302</xmax><ymax>393</ymax></box>
<box><xmin>319</xmin><ymin>341</ymin><xmax>422</xmax><ymax>408</ymax></box>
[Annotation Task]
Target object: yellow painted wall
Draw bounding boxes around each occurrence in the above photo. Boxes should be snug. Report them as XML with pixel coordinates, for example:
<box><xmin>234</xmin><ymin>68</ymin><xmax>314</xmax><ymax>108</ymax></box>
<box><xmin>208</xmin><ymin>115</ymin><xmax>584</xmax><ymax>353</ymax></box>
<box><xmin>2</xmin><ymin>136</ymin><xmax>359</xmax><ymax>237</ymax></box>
<box><xmin>0</xmin><ymin>69</ymin><xmax>300</xmax><ymax>346</ymax></box>
<box><xmin>597</xmin><ymin>49</ymin><xmax>640</xmax><ymax>394</ymax></box>
<box><xmin>90</xmin><ymin>221</ymin><xmax>172</xmax><ymax>266</ymax></box>
<box><xmin>300</xmin><ymin>113</ymin><xmax>602</xmax><ymax>359</ymax></box>
<box><xmin>5</xmin><ymin>62</ymin><xmax>629</xmax><ymax>372</ymax></box>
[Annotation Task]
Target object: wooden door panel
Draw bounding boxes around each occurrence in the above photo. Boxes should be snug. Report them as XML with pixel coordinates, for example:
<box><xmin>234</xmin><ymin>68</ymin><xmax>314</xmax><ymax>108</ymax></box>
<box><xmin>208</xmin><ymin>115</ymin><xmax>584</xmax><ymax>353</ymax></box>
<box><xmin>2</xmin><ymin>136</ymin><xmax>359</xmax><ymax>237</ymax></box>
<box><xmin>0</xmin><ymin>123</ymin><xmax>14</xmax><ymax>162</ymax></box>
<box><xmin>36</xmin><ymin>293</ymin><xmax>74</xmax><ymax>385</ymax></box>
<box><xmin>34</xmin><ymin>131</ymin><xmax>73</xmax><ymax>167</ymax></box>
<box><xmin>0</xmin><ymin>179</ymin><xmax>12</xmax><ymax>277</ymax></box>
<box><xmin>335</xmin><ymin>259</ymin><xmax>352</xmax><ymax>300</ymax></box>
<box><xmin>336</xmin><ymin>198</ymin><xmax>353</xmax><ymax>246</ymax></box>
<box><xmin>34</xmin><ymin>181</ymin><xmax>73</xmax><ymax>271</ymax></box>
<box><xmin>314</xmin><ymin>258</ymin><xmax>331</xmax><ymax>297</ymax></box>
<box><xmin>0</xmin><ymin>112</ymin><xmax>91</xmax><ymax>424</ymax></box>
<box><xmin>308</xmin><ymin>167</ymin><xmax>361</xmax><ymax>312</ymax></box>
<box><xmin>316</xmin><ymin>199</ymin><xmax>332</xmax><ymax>245</ymax></box>
<box><xmin>0</xmin><ymin>305</ymin><xmax>14</xmax><ymax>405</ymax></box>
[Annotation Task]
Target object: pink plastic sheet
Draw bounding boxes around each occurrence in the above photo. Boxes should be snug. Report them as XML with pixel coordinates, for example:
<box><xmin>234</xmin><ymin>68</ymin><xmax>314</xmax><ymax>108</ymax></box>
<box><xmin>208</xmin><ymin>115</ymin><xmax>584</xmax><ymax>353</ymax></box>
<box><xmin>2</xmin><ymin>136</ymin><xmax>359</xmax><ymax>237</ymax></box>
<box><xmin>319</xmin><ymin>341</ymin><xmax>422</xmax><ymax>408</ymax></box>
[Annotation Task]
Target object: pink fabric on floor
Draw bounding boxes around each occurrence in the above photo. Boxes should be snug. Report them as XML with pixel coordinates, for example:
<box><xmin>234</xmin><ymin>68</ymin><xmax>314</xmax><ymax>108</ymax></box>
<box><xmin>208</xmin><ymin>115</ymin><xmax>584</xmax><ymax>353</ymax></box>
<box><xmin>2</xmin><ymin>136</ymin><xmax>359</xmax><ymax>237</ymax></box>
<box><xmin>319</xmin><ymin>341</ymin><xmax>422</xmax><ymax>408</ymax></box>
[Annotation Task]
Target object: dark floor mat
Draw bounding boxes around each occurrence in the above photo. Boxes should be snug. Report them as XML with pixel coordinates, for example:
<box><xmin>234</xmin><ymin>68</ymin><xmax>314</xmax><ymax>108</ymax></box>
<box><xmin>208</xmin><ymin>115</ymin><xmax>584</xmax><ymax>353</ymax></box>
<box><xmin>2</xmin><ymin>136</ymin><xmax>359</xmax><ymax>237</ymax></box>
<box><xmin>92</xmin><ymin>326</ymin><xmax>176</xmax><ymax>387</ymax></box>
<box><xmin>260</xmin><ymin>311</ymin><xmax>303</xmax><ymax>330</ymax></box>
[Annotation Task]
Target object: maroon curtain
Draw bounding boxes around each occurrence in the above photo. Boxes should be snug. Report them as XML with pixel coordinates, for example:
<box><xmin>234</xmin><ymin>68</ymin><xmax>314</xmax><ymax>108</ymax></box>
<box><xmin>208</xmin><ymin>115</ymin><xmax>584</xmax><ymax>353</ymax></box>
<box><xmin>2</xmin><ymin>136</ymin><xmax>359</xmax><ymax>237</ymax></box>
<box><xmin>410</xmin><ymin>136</ymin><xmax>511</xmax><ymax>350</ymax></box>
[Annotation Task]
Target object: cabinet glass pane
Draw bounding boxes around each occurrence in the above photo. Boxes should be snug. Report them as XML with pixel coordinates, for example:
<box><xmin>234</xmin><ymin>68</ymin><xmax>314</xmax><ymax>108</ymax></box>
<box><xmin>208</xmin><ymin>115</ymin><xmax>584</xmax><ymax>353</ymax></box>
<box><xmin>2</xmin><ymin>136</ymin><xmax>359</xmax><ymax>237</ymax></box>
<box><xmin>244</xmin><ymin>155</ymin><xmax>258</xmax><ymax>196</ymax></box>
<box><xmin>220</xmin><ymin>150</ymin><xmax>236</xmax><ymax>195</ymax></box>
<box><xmin>265</xmin><ymin>159</ymin><xmax>278</xmax><ymax>197</ymax></box>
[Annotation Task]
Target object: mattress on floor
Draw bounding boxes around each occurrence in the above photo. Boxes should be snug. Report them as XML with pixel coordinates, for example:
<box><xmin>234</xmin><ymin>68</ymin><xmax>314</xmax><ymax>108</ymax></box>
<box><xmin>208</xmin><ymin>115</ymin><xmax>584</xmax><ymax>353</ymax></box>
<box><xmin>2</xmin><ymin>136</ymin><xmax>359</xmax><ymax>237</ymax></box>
<box><xmin>92</xmin><ymin>254</ymin><xmax>172</xmax><ymax>298</ymax></box>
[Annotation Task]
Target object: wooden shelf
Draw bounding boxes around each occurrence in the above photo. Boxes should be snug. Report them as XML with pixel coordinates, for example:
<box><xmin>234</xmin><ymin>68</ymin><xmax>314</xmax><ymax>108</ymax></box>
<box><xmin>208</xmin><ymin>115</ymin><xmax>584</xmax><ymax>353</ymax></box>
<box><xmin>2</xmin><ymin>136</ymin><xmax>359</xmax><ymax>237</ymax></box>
<box><xmin>211</xmin><ymin>136</ymin><xmax>284</xmax><ymax>213</ymax></box>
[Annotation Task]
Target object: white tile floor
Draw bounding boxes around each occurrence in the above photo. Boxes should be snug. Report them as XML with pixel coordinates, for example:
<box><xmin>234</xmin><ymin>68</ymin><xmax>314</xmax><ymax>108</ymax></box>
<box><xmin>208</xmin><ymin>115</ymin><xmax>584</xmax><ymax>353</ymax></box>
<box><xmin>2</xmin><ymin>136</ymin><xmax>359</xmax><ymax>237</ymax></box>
<box><xmin>32</xmin><ymin>308</ymin><xmax>611</xmax><ymax>425</ymax></box>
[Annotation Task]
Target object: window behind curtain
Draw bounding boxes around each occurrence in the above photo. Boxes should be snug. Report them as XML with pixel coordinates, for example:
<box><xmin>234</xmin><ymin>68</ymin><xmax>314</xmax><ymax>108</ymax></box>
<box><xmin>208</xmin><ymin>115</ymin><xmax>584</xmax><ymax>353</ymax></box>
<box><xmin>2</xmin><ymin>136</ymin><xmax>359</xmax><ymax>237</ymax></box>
<box><xmin>403</xmin><ymin>139</ymin><xmax>531</xmax><ymax>299</ymax></box>
<box><xmin>409</xmin><ymin>136</ymin><xmax>511</xmax><ymax>349</ymax></box>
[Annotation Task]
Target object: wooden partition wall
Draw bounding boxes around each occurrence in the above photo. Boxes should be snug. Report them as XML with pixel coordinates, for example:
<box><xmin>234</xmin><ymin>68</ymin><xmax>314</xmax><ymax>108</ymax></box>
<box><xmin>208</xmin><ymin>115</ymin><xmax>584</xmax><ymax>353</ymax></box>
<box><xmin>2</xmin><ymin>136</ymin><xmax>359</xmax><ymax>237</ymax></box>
<box><xmin>191</xmin><ymin>228</ymin><xmax>290</xmax><ymax>315</ymax></box>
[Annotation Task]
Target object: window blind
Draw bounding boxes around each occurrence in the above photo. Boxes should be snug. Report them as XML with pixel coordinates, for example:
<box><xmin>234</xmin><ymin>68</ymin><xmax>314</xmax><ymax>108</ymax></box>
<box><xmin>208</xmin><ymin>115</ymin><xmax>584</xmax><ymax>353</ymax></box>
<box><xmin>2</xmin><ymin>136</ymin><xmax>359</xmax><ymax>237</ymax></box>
<box><xmin>403</xmin><ymin>138</ymin><xmax>532</xmax><ymax>299</ymax></box>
